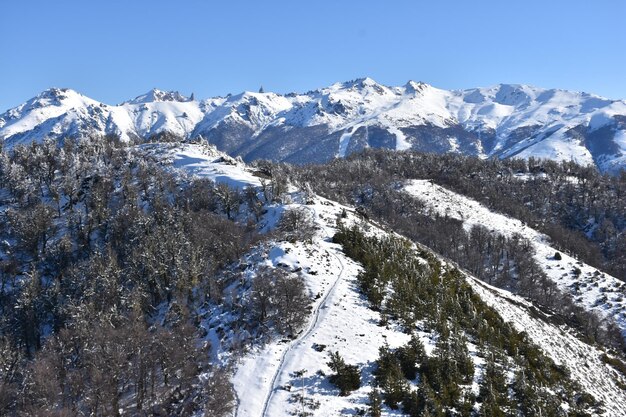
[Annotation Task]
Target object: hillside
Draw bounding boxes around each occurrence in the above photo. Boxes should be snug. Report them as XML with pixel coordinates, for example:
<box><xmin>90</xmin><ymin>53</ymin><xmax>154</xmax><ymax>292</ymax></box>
<box><xmin>1</xmin><ymin>139</ymin><xmax>625</xmax><ymax>415</ymax></box>
<box><xmin>404</xmin><ymin>179</ymin><xmax>626</xmax><ymax>338</ymax></box>
<box><xmin>160</xmin><ymin>146</ymin><xmax>626</xmax><ymax>415</ymax></box>
<box><xmin>2</xmin><ymin>79</ymin><xmax>626</xmax><ymax>172</ymax></box>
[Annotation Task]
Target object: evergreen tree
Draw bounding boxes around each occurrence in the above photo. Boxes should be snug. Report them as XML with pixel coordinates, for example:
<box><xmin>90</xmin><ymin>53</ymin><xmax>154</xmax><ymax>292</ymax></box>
<box><xmin>368</xmin><ymin>388</ymin><xmax>383</xmax><ymax>417</ymax></box>
<box><xmin>374</xmin><ymin>344</ymin><xmax>408</xmax><ymax>409</ymax></box>
<box><xmin>397</xmin><ymin>335</ymin><xmax>426</xmax><ymax>380</ymax></box>
<box><xmin>327</xmin><ymin>351</ymin><xmax>360</xmax><ymax>396</ymax></box>
<box><xmin>478</xmin><ymin>350</ymin><xmax>509</xmax><ymax>412</ymax></box>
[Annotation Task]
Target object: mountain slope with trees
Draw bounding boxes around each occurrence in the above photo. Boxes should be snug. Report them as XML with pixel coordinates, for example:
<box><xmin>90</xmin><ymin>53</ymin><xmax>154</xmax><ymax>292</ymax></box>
<box><xmin>0</xmin><ymin>137</ymin><xmax>625</xmax><ymax>415</ymax></box>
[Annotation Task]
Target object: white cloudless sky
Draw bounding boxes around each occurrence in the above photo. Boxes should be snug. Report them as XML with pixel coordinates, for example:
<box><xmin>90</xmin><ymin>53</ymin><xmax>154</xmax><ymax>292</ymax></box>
<box><xmin>1</xmin><ymin>0</ymin><xmax>625</xmax><ymax>110</ymax></box>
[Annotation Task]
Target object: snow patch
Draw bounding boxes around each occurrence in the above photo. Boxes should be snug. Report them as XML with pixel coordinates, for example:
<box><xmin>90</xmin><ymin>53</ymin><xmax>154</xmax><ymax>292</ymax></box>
<box><xmin>337</xmin><ymin>127</ymin><xmax>354</xmax><ymax>158</ymax></box>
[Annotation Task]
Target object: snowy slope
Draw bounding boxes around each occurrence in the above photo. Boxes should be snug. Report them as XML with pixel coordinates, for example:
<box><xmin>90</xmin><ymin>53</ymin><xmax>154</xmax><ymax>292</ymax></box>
<box><xmin>227</xmin><ymin>194</ymin><xmax>626</xmax><ymax>416</ymax></box>
<box><xmin>232</xmin><ymin>198</ymin><xmax>413</xmax><ymax>417</ymax></box>
<box><xmin>3</xmin><ymin>80</ymin><xmax>626</xmax><ymax>172</ymax></box>
<box><xmin>138</xmin><ymin>142</ymin><xmax>262</xmax><ymax>189</ymax></box>
<box><xmin>404</xmin><ymin>179</ymin><xmax>626</xmax><ymax>337</ymax></box>
<box><xmin>149</xmin><ymin>144</ymin><xmax>415</xmax><ymax>414</ymax></box>
<box><xmin>144</xmin><ymin>144</ymin><xmax>626</xmax><ymax>416</ymax></box>
<box><xmin>469</xmin><ymin>277</ymin><xmax>626</xmax><ymax>416</ymax></box>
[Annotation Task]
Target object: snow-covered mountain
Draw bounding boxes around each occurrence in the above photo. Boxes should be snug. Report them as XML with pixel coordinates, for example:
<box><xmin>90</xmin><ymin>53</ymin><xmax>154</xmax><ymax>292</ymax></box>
<box><xmin>150</xmin><ymin>144</ymin><xmax>626</xmax><ymax>415</ymax></box>
<box><xmin>2</xmin><ymin>134</ymin><xmax>625</xmax><ymax>415</ymax></box>
<box><xmin>148</xmin><ymin>143</ymin><xmax>626</xmax><ymax>416</ymax></box>
<box><xmin>2</xmin><ymin>79</ymin><xmax>626</xmax><ymax>172</ymax></box>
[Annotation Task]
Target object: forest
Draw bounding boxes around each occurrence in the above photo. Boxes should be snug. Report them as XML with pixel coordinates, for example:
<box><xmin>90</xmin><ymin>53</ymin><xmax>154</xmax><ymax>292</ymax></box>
<box><xmin>0</xmin><ymin>138</ymin><xmax>307</xmax><ymax>416</ymax></box>
<box><xmin>0</xmin><ymin>136</ymin><xmax>625</xmax><ymax>415</ymax></box>
<box><xmin>290</xmin><ymin>149</ymin><xmax>626</xmax><ymax>280</ymax></box>
<box><xmin>333</xmin><ymin>224</ymin><xmax>600</xmax><ymax>416</ymax></box>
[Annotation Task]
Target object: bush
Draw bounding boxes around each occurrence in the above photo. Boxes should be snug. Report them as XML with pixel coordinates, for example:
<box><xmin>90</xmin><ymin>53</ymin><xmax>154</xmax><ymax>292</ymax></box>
<box><xmin>368</xmin><ymin>389</ymin><xmax>383</xmax><ymax>417</ymax></box>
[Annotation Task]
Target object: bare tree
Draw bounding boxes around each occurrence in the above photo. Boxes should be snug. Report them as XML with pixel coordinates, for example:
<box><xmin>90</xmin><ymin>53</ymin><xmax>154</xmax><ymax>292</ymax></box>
<box><xmin>275</xmin><ymin>273</ymin><xmax>310</xmax><ymax>336</ymax></box>
<box><xmin>278</xmin><ymin>207</ymin><xmax>316</xmax><ymax>243</ymax></box>
<box><xmin>251</xmin><ymin>267</ymin><xmax>274</xmax><ymax>324</ymax></box>
<box><xmin>203</xmin><ymin>368</ymin><xmax>235</xmax><ymax>417</ymax></box>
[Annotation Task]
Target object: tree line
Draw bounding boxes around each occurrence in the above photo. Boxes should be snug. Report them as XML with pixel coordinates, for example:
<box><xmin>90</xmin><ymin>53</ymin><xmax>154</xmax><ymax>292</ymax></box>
<box><xmin>289</xmin><ymin>148</ymin><xmax>626</xmax><ymax>281</ymax></box>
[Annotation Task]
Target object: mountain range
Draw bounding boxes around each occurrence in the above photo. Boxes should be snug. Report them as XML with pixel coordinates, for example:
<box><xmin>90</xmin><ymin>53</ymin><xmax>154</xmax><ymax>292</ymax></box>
<box><xmin>2</xmin><ymin>78</ymin><xmax>626</xmax><ymax>172</ymax></box>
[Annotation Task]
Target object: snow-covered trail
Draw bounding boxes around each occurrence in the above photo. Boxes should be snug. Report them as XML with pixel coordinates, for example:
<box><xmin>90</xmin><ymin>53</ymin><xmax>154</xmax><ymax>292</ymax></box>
<box><xmin>260</xmin><ymin>228</ymin><xmax>346</xmax><ymax>416</ymax></box>
<box><xmin>233</xmin><ymin>201</ymin><xmax>349</xmax><ymax>417</ymax></box>
<box><xmin>404</xmin><ymin>179</ymin><xmax>626</xmax><ymax>337</ymax></box>
<box><xmin>232</xmin><ymin>198</ymin><xmax>411</xmax><ymax>416</ymax></box>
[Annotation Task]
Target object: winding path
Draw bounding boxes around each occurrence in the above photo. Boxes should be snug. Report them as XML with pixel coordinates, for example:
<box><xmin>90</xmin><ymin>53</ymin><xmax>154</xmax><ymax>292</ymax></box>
<box><xmin>233</xmin><ymin>204</ymin><xmax>347</xmax><ymax>417</ymax></box>
<box><xmin>259</xmin><ymin>213</ymin><xmax>346</xmax><ymax>416</ymax></box>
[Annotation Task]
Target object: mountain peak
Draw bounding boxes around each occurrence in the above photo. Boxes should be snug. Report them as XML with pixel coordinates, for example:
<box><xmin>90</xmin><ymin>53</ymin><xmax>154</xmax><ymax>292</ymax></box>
<box><xmin>492</xmin><ymin>83</ymin><xmax>537</xmax><ymax>106</ymax></box>
<box><xmin>38</xmin><ymin>87</ymin><xmax>78</xmax><ymax>98</ymax></box>
<box><xmin>125</xmin><ymin>88</ymin><xmax>189</xmax><ymax>105</ymax></box>
<box><xmin>404</xmin><ymin>80</ymin><xmax>428</xmax><ymax>94</ymax></box>
<box><xmin>336</xmin><ymin>77</ymin><xmax>382</xmax><ymax>90</ymax></box>
<box><xmin>32</xmin><ymin>87</ymin><xmax>83</xmax><ymax>104</ymax></box>
<box><xmin>358</xmin><ymin>76</ymin><xmax>378</xmax><ymax>86</ymax></box>
<box><xmin>3</xmin><ymin>80</ymin><xmax>626</xmax><ymax>173</ymax></box>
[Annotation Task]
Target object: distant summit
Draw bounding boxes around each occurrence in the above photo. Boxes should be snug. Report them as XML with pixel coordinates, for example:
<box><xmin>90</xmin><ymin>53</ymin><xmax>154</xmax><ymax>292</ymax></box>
<box><xmin>124</xmin><ymin>88</ymin><xmax>189</xmax><ymax>104</ymax></box>
<box><xmin>1</xmin><ymin>79</ymin><xmax>626</xmax><ymax>173</ymax></box>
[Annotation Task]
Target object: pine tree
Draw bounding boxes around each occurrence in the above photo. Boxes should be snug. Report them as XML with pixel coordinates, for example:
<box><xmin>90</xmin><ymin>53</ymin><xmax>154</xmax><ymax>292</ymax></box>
<box><xmin>368</xmin><ymin>388</ymin><xmax>383</xmax><ymax>417</ymax></box>
<box><xmin>327</xmin><ymin>351</ymin><xmax>360</xmax><ymax>396</ymax></box>
<box><xmin>401</xmin><ymin>389</ymin><xmax>421</xmax><ymax>417</ymax></box>
<box><xmin>374</xmin><ymin>344</ymin><xmax>408</xmax><ymax>408</ymax></box>
<box><xmin>397</xmin><ymin>335</ymin><xmax>426</xmax><ymax>380</ymax></box>
<box><xmin>512</xmin><ymin>368</ymin><xmax>537</xmax><ymax>416</ymax></box>
<box><xmin>479</xmin><ymin>351</ymin><xmax>509</xmax><ymax>415</ymax></box>
<box><xmin>418</xmin><ymin>379</ymin><xmax>442</xmax><ymax>417</ymax></box>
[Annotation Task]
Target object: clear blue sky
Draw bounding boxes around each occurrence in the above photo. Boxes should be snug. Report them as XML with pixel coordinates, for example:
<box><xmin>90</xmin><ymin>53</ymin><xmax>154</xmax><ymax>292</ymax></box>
<box><xmin>1</xmin><ymin>0</ymin><xmax>625</xmax><ymax>111</ymax></box>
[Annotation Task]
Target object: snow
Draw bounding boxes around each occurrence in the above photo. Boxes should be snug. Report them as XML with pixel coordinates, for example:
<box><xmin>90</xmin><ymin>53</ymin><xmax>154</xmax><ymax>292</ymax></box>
<box><xmin>123</xmin><ymin>100</ymin><xmax>206</xmax><ymax>138</ymax></box>
<box><xmin>232</xmin><ymin>197</ymin><xmax>412</xmax><ymax>417</ymax></box>
<box><xmin>142</xmin><ymin>147</ymin><xmax>626</xmax><ymax>415</ymax></box>
<box><xmin>615</xmin><ymin>129</ymin><xmax>626</xmax><ymax>149</ymax></box>
<box><xmin>469</xmin><ymin>277</ymin><xmax>626</xmax><ymax>416</ymax></box>
<box><xmin>231</xmin><ymin>187</ymin><xmax>626</xmax><ymax>416</ymax></box>
<box><xmin>404</xmin><ymin>179</ymin><xmax>626</xmax><ymax>337</ymax></box>
<box><xmin>139</xmin><ymin>142</ymin><xmax>262</xmax><ymax>189</ymax></box>
<box><xmin>337</xmin><ymin>127</ymin><xmax>354</xmax><ymax>158</ymax></box>
<box><xmin>142</xmin><ymin>146</ymin><xmax>425</xmax><ymax>416</ymax></box>
<box><xmin>0</xmin><ymin>88</ymin><xmax>104</xmax><ymax>144</ymax></box>
<box><xmin>511</xmin><ymin>129</ymin><xmax>596</xmax><ymax>166</ymax></box>
<box><xmin>3</xmin><ymin>80</ymin><xmax>626</xmax><ymax>171</ymax></box>
<box><xmin>389</xmin><ymin>124</ymin><xmax>411</xmax><ymax>151</ymax></box>
<box><xmin>123</xmin><ymin>88</ymin><xmax>189</xmax><ymax>105</ymax></box>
